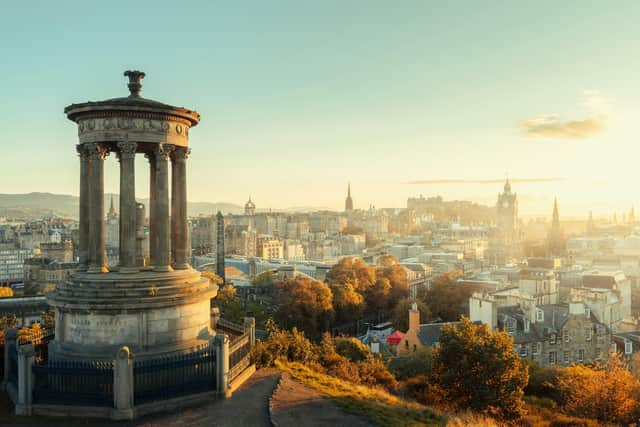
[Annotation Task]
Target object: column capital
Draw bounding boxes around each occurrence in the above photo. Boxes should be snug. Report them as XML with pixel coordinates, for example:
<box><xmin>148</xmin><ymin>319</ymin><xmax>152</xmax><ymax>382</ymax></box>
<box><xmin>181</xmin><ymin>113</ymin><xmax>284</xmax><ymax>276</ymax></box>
<box><xmin>153</xmin><ymin>143</ymin><xmax>174</xmax><ymax>161</ymax></box>
<box><xmin>76</xmin><ymin>143</ymin><xmax>92</xmax><ymax>158</ymax></box>
<box><xmin>116</xmin><ymin>141</ymin><xmax>137</xmax><ymax>161</ymax></box>
<box><xmin>88</xmin><ymin>143</ymin><xmax>109</xmax><ymax>161</ymax></box>
<box><xmin>171</xmin><ymin>147</ymin><xmax>191</xmax><ymax>162</ymax></box>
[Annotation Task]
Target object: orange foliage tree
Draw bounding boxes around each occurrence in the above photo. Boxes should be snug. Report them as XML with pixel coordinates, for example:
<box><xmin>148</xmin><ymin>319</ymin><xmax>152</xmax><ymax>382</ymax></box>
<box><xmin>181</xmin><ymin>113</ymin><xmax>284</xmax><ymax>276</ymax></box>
<box><xmin>557</xmin><ymin>353</ymin><xmax>640</xmax><ymax>424</ymax></box>
<box><xmin>274</xmin><ymin>276</ymin><xmax>334</xmax><ymax>339</ymax></box>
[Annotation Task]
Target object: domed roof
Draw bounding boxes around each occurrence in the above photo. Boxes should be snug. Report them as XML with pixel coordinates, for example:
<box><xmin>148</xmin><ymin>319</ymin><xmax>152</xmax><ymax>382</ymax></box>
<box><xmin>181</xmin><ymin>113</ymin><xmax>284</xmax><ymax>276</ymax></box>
<box><xmin>64</xmin><ymin>70</ymin><xmax>200</xmax><ymax>126</ymax></box>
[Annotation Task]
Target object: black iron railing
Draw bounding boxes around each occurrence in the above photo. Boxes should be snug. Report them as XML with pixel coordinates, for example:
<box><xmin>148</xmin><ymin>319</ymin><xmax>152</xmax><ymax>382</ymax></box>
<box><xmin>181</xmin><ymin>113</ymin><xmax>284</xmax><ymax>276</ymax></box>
<box><xmin>32</xmin><ymin>360</ymin><xmax>114</xmax><ymax>407</ymax></box>
<box><xmin>133</xmin><ymin>346</ymin><xmax>216</xmax><ymax>405</ymax></box>
<box><xmin>7</xmin><ymin>340</ymin><xmax>18</xmax><ymax>388</ymax></box>
<box><xmin>229</xmin><ymin>336</ymin><xmax>251</xmax><ymax>382</ymax></box>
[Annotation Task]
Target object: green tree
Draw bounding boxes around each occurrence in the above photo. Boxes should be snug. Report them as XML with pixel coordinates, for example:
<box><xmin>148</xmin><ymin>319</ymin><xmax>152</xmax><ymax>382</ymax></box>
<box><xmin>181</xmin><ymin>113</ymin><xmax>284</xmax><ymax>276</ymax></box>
<box><xmin>421</xmin><ymin>270</ymin><xmax>473</xmax><ymax>321</ymax></box>
<box><xmin>274</xmin><ymin>276</ymin><xmax>334</xmax><ymax>339</ymax></box>
<box><xmin>251</xmin><ymin>271</ymin><xmax>277</xmax><ymax>287</ymax></box>
<box><xmin>392</xmin><ymin>298</ymin><xmax>430</xmax><ymax>332</ymax></box>
<box><xmin>432</xmin><ymin>317</ymin><xmax>528</xmax><ymax>420</ymax></box>
<box><xmin>212</xmin><ymin>284</ymin><xmax>243</xmax><ymax>321</ymax></box>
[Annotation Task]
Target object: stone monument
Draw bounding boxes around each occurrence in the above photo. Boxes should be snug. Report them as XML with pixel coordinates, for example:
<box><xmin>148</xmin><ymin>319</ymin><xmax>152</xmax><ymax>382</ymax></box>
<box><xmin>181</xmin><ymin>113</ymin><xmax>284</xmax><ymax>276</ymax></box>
<box><xmin>48</xmin><ymin>71</ymin><xmax>218</xmax><ymax>361</ymax></box>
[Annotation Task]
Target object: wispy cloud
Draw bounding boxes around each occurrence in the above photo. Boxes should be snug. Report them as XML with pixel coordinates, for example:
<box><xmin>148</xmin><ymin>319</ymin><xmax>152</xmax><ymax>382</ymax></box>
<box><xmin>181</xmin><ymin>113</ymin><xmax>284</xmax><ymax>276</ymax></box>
<box><xmin>519</xmin><ymin>115</ymin><xmax>605</xmax><ymax>138</ymax></box>
<box><xmin>518</xmin><ymin>91</ymin><xmax>609</xmax><ymax>139</ymax></box>
<box><xmin>405</xmin><ymin>178</ymin><xmax>565</xmax><ymax>185</ymax></box>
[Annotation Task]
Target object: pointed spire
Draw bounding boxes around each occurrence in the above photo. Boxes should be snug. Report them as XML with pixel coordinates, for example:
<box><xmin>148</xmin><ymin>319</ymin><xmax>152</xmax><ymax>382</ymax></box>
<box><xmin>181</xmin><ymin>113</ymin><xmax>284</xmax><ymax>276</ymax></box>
<box><xmin>347</xmin><ymin>182</ymin><xmax>351</xmax><ymax>198</ymax></box>
<box><xmin>630</xmin><ymin>206</ymin><xmax>635</xmax><ymax>224</ymax></box>
<box><xmin>552</xmin><ymin>197</ymin><xmax>559</xmax><ymax>224</ymax></box>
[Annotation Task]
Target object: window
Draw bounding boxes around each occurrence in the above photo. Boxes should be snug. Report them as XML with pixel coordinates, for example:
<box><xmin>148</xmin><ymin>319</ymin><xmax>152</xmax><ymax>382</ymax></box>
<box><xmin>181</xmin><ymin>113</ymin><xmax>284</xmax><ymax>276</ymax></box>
<box><xmin>506</xmin><ymin>318</ymin><xmax>516</xmax><ymax>334</ymax></box>
<box><xmin>563</xmin><ymin>330</ymin><xmax>570</xmax><ymax>343</ymax></box>
<box><xmin>536</xmin><ymin>310</ymin><xmax>544</xmax><ymax>322</ymax></box>
<box><xmin>534</xmin><ymin>342</ymin><xmax>542</xmax><ymax>355</ymax></box>
<box><xmin>413</xmin><ymin>344</ymin><xmax>417</xmax><ymax>352</ymax></box>
<box><xmin>550</xmin><ymin>334</ymin><xmax>556</xmax><ymax>345</ymax></box>
<box><xmin>585</xmin><ymin>327</ymin><xmax>592</xmax><ymax>341</ymax></box>
<box><xmin>520</xmin><ymin>345</ymin><xmax>528</xmax><ymax>357</ymax></box>
<box><xmin>405</xmin><ymin>340</ymin><xmax>409</xmax><ymax>349</ymax></box>
<box><xmin>563</xmin><ymin>351</ymin><xmax>570</xmax><ymax>363</ymax></box>
<box><xmin>549</xmin><ymin>351</ymin><xmax>557</xmax><ymax>364</ymax></box>
<box><xmin>625</xmin><ymin>340</ymin><xmax>633</xmax><ymax>355</ymax></box>
<box><xmin>578</xmin><ymin>349</ymin><xmax>585</xmax><ymax>362</ymax></box>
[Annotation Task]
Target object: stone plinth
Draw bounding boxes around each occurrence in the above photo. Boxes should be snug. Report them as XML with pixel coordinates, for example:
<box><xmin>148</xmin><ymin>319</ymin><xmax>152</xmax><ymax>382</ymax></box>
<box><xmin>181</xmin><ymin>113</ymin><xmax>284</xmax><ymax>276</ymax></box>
<box><xmin>47</xmin><ymin>269</ymin><xmax>217</xmax><ymax>360</ymax></box>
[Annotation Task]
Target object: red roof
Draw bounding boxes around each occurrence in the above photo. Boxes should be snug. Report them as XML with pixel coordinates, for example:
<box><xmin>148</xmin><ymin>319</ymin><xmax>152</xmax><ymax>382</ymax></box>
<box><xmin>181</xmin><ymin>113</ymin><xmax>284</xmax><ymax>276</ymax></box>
<box><xmin>386</xmin><ymin>330</ymin><xmax>405</xmax><ymax>345</ymax></box>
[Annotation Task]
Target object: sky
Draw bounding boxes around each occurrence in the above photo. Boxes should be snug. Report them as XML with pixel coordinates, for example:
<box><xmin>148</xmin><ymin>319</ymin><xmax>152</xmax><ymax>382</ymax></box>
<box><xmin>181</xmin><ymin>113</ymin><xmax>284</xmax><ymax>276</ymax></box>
<box><xmin>1</xmin><ymin>1</ymin><xmax>640</xmax><ymax>217</ymax></box>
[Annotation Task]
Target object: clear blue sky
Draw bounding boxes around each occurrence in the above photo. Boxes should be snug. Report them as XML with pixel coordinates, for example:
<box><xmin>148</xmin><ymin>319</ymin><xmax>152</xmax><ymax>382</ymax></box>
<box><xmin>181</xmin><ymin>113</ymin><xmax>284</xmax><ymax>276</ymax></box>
<box><xmin>1</xmin><ymin>1</ymin><xmax>639</xmax><ymax>216</ymax></box>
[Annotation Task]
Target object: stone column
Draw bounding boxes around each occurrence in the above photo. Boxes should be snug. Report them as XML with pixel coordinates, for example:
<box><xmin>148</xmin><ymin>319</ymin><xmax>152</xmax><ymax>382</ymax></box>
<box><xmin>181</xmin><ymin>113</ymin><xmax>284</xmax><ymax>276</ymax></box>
<box><xmin>112</xmin><ymin>346</ymin><xmax>134</xmax><ymax>420</ymax></box>
<box><xmin>135</xmin><ymin>203</ymin><xmax>146</xmax><ymax>267</ymax></box>
<box><xmin>153</xmin><ymin>144</ymin><xmax>173</xmax><ymax>272</ymax></box>
<box><xmin>88</xmin><ymin>144</ymin><xmax>109</xmax><ymax>273</ymax></box>
<box><xmin>15</xmin><ymin>343</ymin><xmax>34</xmax><ymax>415</ymax></box>
<box><xmin>117</xmin><ymin>141</ymin><xmax>137</xmax><ymax>273</ymax></box>
<box><xmin>146</xmin><ymin>152</ymin><xmax>157</xmax><ymax>267</ymax></box>
<box><xmin>171</xmin><ymin>148</ymin><xmax>191</xmax><ymax>269</ymax></box>
<box><xmin>76</xmin><ymin>144</ymin><xmax>91</xmax><ymax>270</ymax></box>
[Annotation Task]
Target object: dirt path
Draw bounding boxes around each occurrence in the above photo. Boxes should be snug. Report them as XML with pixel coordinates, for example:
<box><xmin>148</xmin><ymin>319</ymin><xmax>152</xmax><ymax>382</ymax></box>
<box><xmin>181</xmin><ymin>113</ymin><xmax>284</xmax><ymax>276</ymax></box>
<box><xmin>270</xmin><ymin>373</ymin><xmax>377</xmax><ymax>427</ymax></box>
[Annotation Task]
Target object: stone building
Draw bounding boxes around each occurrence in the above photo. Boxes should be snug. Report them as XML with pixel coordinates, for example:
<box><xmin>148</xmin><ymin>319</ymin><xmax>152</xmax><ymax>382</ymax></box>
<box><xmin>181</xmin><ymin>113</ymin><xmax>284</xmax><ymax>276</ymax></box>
<box><xmin>256</xmin><ymin>236</ymin><xmax>284</xmax><ymax>260</ymax></box>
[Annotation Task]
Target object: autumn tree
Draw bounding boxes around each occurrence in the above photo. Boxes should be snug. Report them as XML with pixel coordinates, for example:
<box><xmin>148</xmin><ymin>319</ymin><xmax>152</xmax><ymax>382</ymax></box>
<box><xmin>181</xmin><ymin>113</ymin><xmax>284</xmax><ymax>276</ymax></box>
<box><xmin>557</xmin><ymin>352</ymin><xmax>640</xmax><ymax>424</ymax></box>
<box><xmin>201</xmin><ymin>271</ymin><xmax>224</xmax><ymax>286</ymax></box>
<box><xmin>392</xmin><ymin>298</ymin><xmax>430</xmax><ymax>332</ymax></box>
<box><xmin>420</xmin><ymin>270</ymin><xmax>474</xmax><ymax>322</ymax></box>
<box><xmin>363</xmin><ymin>277</ymin><xmax>391</xmax><ymax>319</ymax></box>
<box><xmin>0</xmin><ymin>287</ymin><xmax>14</xmax><ymax>298</ymax></box>
<box><xmin>327</xmin><ymin>257</ymin><xmax>376</xmax><ymax>293</ymax></box>
<box><xmin>274</xmin><ymin>276</ymin><xmax>334</xmax><ymax>339</ymax></box>
<box><xmin>331</xmin><ymin>283</ymin><xmax>365</xmax><ymax>324</ymax></box>
<box><xmin>376</xmin><ymin>255</ymin><xmax>409</xmax><ymax>307</ymax></box>
<box><xmin>432</xmin><ymin>317</ymin><xmax>528</xmax><ymax>420</ymax></box>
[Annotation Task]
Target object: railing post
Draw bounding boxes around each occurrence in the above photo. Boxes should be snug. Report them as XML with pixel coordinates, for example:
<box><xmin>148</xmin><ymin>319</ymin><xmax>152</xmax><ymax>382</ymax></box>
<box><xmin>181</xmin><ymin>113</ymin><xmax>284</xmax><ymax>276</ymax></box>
<box><xmin>243</xmin><ymin>317</ymin><xmax>256</xmax><ymax>347</ymax></box>
<box><xmin>112</xmin><ymin>346</ymin><xmax>134</xmax><ymax>420</ymax></box>
<box><xmin>211</xmin><ymin>307</ymin><xmax>220</xmax><ymax>330</ymax></box>
<box><xmin>215</xmin><ymin>334</ymin><xmax>230</xmax><ymax>398</ymax></box>
<box><xmin>3</xmin><ymin>328</ymin><xmax>17</xmax><ymax>387</ymax></box>
<box><xmin>15</xmin><ymin>343</ymin><xmax>34</xmax><ymax>415</ymax></box>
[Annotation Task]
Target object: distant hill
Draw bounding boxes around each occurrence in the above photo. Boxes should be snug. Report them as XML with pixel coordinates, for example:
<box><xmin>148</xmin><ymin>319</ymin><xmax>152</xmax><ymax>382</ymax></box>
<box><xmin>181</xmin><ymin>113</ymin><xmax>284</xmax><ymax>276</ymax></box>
<box><xmin>0</xmin><ymin>193</ymin><xmax>244</xmax><ymax>220</ymax></box>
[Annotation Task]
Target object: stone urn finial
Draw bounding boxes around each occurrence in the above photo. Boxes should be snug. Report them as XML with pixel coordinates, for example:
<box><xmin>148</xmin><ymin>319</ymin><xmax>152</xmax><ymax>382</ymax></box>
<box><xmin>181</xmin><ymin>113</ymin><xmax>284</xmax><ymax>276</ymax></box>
<box><xmin>124</xmin><ymin>70</ymin><xmax>146</xmax><ymax>98</ymax></box>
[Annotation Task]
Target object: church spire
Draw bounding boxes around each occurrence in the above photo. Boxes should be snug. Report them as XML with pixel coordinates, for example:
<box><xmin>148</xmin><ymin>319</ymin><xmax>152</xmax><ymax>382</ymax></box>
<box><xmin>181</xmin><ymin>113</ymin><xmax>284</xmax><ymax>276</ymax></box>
<box><xmin>345</xmin><ymin>182</ymin><xmax>354</xmax><ymax>212</ymax></box>
<box><xmin>552</xmin><ymin>197</ymin><xmax>559</xmax><ymax>226</ymax></box>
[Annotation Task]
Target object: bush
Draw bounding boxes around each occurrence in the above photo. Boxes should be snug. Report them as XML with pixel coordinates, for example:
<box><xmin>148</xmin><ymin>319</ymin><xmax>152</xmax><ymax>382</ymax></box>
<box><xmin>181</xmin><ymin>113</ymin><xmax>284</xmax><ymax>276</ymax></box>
<box><xmin>251</xmin><ymin>326</ymin><xmax>318</xmax><ymax>368</ymax></box>
<box><xmin>556</xmin><ymin>353</ymin><xmax>640</xmax><ymax>424</ymax></box>
<box><xmin>525</xmin><ymin>362</ymin><xmax>565</xmax><ymax>402</ymax></box>
<box><xmin>389</xmin><ymin>348</ymin><xmax>434</xmax><ymax>381</ymax></box>
<box><xmin>334</xmin><ymin>337</ymin><xmax>372</xmax><ymax>362</ymax></box>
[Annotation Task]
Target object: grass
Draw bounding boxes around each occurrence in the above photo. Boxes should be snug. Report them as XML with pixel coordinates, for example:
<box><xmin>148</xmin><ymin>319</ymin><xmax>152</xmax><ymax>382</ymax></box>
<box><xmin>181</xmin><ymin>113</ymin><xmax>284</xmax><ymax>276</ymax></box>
<box><xmin>276</xmin><ymin>360</ymin><xmax>446</xmax><ymax>427</ymax></box>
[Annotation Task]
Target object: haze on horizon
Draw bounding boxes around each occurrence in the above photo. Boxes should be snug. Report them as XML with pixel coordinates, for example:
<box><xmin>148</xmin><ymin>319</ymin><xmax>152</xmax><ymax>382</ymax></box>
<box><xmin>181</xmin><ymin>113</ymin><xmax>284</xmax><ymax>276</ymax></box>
<box><xmin>1</xmin><ymin>1</ymin><xmax>639</xmax><ymax>217</ymax></box>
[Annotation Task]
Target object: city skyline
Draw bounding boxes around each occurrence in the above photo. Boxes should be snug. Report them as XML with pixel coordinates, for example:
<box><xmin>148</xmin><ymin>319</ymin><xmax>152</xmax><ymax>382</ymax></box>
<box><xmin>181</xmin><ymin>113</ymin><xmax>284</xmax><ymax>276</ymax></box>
<box><xmin>2</xmin><ymin>1</ymin><xmax>640</xmax><ymax>215</ymax></box>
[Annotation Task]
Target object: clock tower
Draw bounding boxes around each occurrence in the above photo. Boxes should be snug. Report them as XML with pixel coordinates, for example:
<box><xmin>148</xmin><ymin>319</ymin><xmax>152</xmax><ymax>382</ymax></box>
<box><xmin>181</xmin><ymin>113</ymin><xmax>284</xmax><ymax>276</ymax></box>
<box><xmin>497</xmin><ymin>179</ymin><xmax>518</xmax><ymax>240</ymax></box>
<box><xmin>489</xmin><ymin>179</ymin><xmax>520</xmax><ymax>264</ymax></box>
